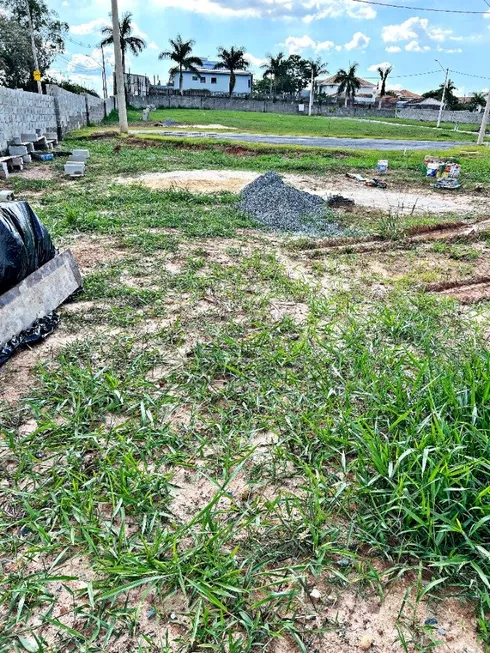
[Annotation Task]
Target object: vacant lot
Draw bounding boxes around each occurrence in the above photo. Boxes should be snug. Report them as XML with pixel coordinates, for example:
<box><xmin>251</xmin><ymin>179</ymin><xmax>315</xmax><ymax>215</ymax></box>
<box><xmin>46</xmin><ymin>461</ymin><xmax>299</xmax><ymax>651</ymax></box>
<box><xmin>110</xmin><ymin>108</ymin><xmax>486</xmax><ymax>142</ymax></box>
<box><xmin>1</xmin><ymin>132</ymin><xmax>490</xmax><ymax>652</ymax></box>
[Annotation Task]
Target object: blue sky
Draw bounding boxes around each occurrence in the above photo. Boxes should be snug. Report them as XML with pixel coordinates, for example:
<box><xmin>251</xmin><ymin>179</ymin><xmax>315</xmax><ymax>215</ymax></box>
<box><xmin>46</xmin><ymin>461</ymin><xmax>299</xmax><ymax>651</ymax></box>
<box><xmin>49</xmin><ymin>0</ymin><xmax>490</xmax><ymax>97</ymax></box>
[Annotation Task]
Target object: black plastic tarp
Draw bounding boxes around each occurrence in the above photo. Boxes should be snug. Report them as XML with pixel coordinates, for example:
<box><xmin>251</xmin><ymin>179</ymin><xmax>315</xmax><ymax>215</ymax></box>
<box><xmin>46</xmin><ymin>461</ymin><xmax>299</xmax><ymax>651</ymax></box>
<box><xmin>0</xmin><ymin>313</ymin><xmax>59</xmax><ymax>367</ymax></box>
<box><xmin>0</xmin><ymin>201</ymin><xmax>55</xmax><ymax>296</ymax></box>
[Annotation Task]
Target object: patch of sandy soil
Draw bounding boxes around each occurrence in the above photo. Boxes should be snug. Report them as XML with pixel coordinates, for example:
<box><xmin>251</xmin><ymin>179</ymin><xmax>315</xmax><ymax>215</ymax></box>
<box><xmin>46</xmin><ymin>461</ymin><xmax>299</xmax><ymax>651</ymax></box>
<box><xmin>268</xmin><ymin>581</ymin><xmax>483</xmax><ymax>653</ymax></box>
<box><xmin>67</xmin><ymin>235</ymin><xmax>126</xmax><ymax>273</ymax></box>
<box><xmin>18</xmin><ymin>164</ymin><xmax>57</xmax><ymax>181</ymax></box>
<box><xmin>118</xmin><ymin>169</ymin><xmax>488</xmax><ymax>215</ymax></box>
<box><xmin>118</xmin><ymin>169</ymin><xmax>258</xmax><ymax>194</ymax></box>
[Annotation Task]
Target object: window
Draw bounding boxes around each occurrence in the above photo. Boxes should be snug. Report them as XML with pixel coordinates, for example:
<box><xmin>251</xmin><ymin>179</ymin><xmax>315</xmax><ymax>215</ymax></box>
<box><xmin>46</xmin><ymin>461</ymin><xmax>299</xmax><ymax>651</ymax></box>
<box><xmin>192</xmin><ymin>75</ymin><xmax>198</xmax><ymax>81</ymax></box>
<box><xmin>211</xmin><ymin>77</ymin><xmax>217</xmax><ymax>84</ymax></box>
<box><xmin>200</xmin><ymin>77</ymin><xmax>206</xmax><ymax>83</ymax></box>
<box><xmin>248</xmin><ymin>79</ymin><xmax>251</xmax><ymax>88</ymax></box>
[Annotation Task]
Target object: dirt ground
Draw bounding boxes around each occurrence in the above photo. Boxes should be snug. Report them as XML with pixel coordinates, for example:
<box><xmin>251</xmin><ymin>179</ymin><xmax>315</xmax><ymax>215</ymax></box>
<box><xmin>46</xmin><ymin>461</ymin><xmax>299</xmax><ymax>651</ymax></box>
<box><xmin>118</xmin><ymin>169</ymin><xmax>488</xmax><ymax>215</ymax></box>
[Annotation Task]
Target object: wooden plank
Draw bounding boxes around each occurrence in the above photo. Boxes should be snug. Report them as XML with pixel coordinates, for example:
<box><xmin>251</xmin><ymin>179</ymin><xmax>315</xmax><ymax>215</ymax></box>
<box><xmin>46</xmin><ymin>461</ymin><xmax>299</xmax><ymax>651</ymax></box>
<box><xmin>0</xmin><ymin>251</ymin><xmax>82</xmax><ymax>346</ymax></box>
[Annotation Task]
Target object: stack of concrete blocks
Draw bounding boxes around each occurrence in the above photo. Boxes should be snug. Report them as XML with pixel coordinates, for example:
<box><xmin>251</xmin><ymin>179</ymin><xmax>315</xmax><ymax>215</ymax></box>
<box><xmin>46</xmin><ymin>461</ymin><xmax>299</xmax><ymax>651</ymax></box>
<box><xmin>65</xmin><ymin>149</ymin><xmax>89</xmax><ymax>177</ymax></box>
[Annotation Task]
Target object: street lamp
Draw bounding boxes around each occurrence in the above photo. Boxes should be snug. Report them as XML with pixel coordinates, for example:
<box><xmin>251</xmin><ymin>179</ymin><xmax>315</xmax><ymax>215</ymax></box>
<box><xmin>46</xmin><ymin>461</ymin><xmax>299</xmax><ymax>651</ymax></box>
<box><xmin>435</xmin><ymin>59</ymin><xmax>449</xmax><ymax>129</ymax></box>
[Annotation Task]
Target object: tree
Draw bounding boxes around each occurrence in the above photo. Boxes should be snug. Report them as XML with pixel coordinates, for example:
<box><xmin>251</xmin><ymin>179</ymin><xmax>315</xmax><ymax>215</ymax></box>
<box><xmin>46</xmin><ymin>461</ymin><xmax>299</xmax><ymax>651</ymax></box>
<box><xmin>422</xmin><ymin>79</ymin><xmax>458</xmax><ymax>110</ymax></box>
<box><xmin>377</xmin><ymin>64</ymin><xmax>393</xmax><ymax>109</ymax></box>
<box><xmin>261</xmin><ymin>52</ymin><xmax>287</xmax><ymax>99</ymax></box>
<box><xmin>0</xmin><ymin>0</ymin><xmax>67</xmax><ymax>90</ymax></box>
<box><xmin>159</xmin><ymin>35</ymin><xmax>202</xmax><ymax>96</ymax></box>
<box><xmin>215</xmin><ymin>46</ymin><xmax>248</xmax><ymax>97</ymax></box>
<box><xmin>469</xmin><ymin>92</ymin><xmax>487</xmax><ymax>112</ymax></box>
<box><xmin>306</xmin><ymin>57</ymin><xmax>329</xmax><ymax>112</ymax></box>
<box><xmin>335</xmin><ymin>63</ymin><xmax>361</xmax><ymax>107</ymax></box>
<box><xmin>100</xmin><ymin>12</ymin><xmax>146</xmax><ymax>76</ymax></box>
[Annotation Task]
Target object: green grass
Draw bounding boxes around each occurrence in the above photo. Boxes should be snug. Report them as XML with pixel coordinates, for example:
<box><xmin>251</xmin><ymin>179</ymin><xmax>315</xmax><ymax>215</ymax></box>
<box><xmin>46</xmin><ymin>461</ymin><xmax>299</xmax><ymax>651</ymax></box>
<box><xmin>363</xmin><ymin>115</ymin><xmax>485</xmax><ymax>133</ymax></box>
<box><xmin>103</xmin><ymin>107</ymin><xmax>486</xmax><ymax>142</ymax></box>
<box><xmin>1</xmin><ymin>132</ymin><xmax>490</xmax><ymax>651</ymax></box>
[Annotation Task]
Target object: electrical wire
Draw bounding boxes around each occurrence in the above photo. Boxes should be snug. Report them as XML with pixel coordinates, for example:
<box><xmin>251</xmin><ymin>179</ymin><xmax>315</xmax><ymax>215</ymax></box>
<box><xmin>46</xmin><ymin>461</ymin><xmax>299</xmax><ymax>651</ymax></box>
<box><xmin>351</xmin><ymin>0</ymin><xmax>489</xmax><ymax>13</ymax></box>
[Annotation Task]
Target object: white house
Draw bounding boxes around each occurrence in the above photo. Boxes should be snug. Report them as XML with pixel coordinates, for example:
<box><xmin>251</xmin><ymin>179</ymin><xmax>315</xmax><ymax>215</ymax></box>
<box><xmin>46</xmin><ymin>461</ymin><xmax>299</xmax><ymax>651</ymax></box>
<box><xmin>170</xmin><ymin>59</ymin><xmax>253</xmax><ymax>95</ymax></box>
<box><xmin>317</xmin><ymin>74</ymin><xmax>377</xmax><ymax>104</ymax></box>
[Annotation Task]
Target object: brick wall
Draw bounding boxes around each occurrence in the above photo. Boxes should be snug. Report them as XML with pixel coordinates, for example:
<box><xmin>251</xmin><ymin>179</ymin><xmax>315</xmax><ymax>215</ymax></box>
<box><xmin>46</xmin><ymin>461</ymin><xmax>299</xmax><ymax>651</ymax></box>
<box><xmin>129</xmin><ymin>93</ymin><xmax>396</xmax><ymax>118</ymax></box>
<box><xmin>0</xmin><ymin>85</ymin><xmax>115</xmax><ymax>153</ymax></box>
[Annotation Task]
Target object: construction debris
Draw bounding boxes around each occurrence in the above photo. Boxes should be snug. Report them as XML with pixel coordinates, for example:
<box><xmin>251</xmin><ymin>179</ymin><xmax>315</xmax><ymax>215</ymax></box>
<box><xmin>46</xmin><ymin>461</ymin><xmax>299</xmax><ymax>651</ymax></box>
<box><xmin>0</xmin><ymin>202</ymin><xmax>82</xmax><ymax>365</ymax></box>
<box><xmin>327</xmin><ymin>194</ymin><xmax>355</xmax><ymax>209</ymax></box>
<box><xmin>0</xmin><ymin>191</ymin><xmax>14</xmax><ymax>202</ymax></box>
<box><xmin>346</xmin><ymin>173</ymin><xmax>387</xmax><ymax>189</ymax></box>
<box><xmin>240</xmin><ymin>171</ymin><xmax>344</xmax><ymax>236</ymax></box>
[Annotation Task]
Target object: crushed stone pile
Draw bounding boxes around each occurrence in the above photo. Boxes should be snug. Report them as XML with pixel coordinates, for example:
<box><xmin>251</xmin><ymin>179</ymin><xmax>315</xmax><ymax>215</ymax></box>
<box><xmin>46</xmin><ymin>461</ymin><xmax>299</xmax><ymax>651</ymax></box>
<box><xmin>240</xmin><ymin>172</ymin><xmax>345</xmax><ymax>236</ymax></box>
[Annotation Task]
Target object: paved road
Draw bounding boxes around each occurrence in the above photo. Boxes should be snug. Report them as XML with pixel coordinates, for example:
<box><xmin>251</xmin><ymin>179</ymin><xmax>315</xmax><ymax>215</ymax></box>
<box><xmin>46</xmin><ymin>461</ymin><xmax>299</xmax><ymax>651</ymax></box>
<box><xmin>131</xmin><ymin>129</ymin><xmax>467</xmax><ymax>150</ymax></box>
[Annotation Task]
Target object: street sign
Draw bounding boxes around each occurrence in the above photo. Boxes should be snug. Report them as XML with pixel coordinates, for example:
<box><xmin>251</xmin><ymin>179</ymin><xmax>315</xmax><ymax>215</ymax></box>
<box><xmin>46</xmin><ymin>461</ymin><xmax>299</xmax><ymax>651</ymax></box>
<box><xmin>33</xmin><ymin>70</ymin><xmax>41</xmax><ymax>81</ymax></box>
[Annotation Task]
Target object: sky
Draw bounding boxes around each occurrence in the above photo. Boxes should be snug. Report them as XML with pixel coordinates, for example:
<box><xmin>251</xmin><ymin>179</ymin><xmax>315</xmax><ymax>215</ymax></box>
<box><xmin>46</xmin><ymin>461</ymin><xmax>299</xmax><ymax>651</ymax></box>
<box><xmin>48</xmin><ymin>0</ymin><xmax>490</xmax><ymax>98</ymax></box>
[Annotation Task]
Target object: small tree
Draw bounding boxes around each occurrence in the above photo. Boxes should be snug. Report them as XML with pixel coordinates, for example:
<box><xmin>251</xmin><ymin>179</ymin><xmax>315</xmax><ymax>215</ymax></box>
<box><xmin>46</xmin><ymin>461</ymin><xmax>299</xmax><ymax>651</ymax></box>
<box><xmin>215</xmin><ymin>46</ymin><xmax>249</xmax><ymax>97</ymax></box>
<box><xmin>100</xmin><ymin>12</ymin><xmax>146</xmax><ymax>76</ymax></box>
<box><xmin>159</xmin><ymin>35</ymin><xmax>203</xmax><ymax>96</ymax></box>
<box><xmin>335</xmin><ymin>63</ymin><xmax>361</xmax><ymax>107</ymax></box>
<box><xmin>261</xmin><ymin>52</ymin><xmax>287</xmax><ymax>99</ymax></box>
<box><xmin>377</xmin><ymin>64</ymin><xmax>393</xmax><ymax>109</ymax></box>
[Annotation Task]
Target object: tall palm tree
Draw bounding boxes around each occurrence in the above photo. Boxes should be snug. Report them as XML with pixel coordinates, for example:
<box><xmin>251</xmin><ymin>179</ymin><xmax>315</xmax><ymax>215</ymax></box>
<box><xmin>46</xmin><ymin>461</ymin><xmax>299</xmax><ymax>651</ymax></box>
<box><xmin>100</xmin><ymin>12</ymin><xmax>146</xmax><ymax>76</ymax></box>
<box><xmin>306</xmin><ymin>57</ymin><xmax>329</xmax><ymax>115</ymax></box>
<box><xmin>335</xmin><ymin>63</ymin><xmax>361</xmax><ymax>108</ymax></box>
<box><xmin>261</xmin><ymin>52</ymin><xmax>286</xmax><ymax>98</ymax></box>
<box><xmin>159</xmin><ymin>35</ymin><xmax>203</xmax><ymax>96</ymax></box>
<box><xmin>215</xmin><ymin>46</ymin><xmax>248</xmax><ymax>97</ymax></box>
<box><xmin>377</xmin><ymin>64</ymin><xmax>393</xmax><ymax>109</ymax></box>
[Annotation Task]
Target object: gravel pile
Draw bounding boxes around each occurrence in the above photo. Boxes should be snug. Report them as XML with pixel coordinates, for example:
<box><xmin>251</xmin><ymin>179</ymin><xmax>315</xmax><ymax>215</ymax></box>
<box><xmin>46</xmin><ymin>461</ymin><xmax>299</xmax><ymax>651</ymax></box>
<box><xmin>240</xmin><ymin>172</ymin><xmax>345</xmax><ymax>236</ymax></box>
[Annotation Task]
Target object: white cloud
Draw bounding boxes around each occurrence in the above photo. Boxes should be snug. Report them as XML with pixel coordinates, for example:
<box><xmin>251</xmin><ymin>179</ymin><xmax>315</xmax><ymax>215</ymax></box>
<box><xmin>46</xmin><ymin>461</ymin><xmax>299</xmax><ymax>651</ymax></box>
<box><xmin>131</xmin><ymin>21</ymin><xmax>149</xmax><ymax>40</ymax></box>
<box><xmin>62</xmin><ymin>1</ymin><xmax>69</xmax><ymax>5</ymax></box>
<box><xmin>385</xmin><ymin>45</ymin><xmax>401</xmax><ymax>53</ymax></box>
<box><xmin>67</xmin><ymin>48</ymin><xmax>114</xmax><ymax>73</ymax></box>
<box><xmin>71</xmin><ymin>18</ymin><xmax>109</xmax><ymax>35</ymax></box>
<box><xmin>405</xmin><ymin>40</ymin><xmax>430</xmax><ymax>52</ymax></box>
<box><xmin>382</xmin><ymin>16</ymin><xmax>455</xmax><ymax>45</ymax></box>
<box><xmin>485</xmin><ymin>9</ymin><xmax>490</xmax><ymax>18</ymax></box>
<box><xmin>148</xmin><ymin>42</ymin><xmax>160</xmax><ymax>51</ymax></box>
<box><xmin>436</xmin><ymin>46</ymin><xmax>463</xmax><ymax>53</ymax></box>
<box><xmin>149</xmin><ymin>0</ymin><xmax>376</xmax><ymax>21</ymax></box>
<box><xmin>245</xmin><ymin>53</ymin><xmax>268</xmax><ymax>69</ymax></box>
<box><xmin>344</xmin><ymin>31</ymin><xmax>370</xmax><ymax>51</ymax></box>
<box><xmin>368</xmin><ymin>61</ymin><xmax>392</xmax><ymax>72</ymax></box>
<box><xmin>282</xmin><ymin>34</ymin><xmax>338</xmax><ymax>54</ymax></box>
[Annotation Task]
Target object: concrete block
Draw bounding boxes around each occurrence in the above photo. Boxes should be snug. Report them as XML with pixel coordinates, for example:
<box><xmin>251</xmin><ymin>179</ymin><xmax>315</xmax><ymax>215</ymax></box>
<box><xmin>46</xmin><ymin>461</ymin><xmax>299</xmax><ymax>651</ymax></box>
<box><xmin>0</xmin><ymin>163</ymin><xmax>9</xmax><ymax>180</ymax></box>
<box><xmin>71</xmin><ymin>149</ymin><xmax>90</xmax><ymax>161</ymax></box>
<box><xmin>0</xmin><ymin>250</ymin><xmax>82</xmax><ymax>347</ymax></box>
<box><xmin>64</xmin><ymin>162</ymin><xmax>85</xmax><ymax>176</ymax></box>
<box><xmin>10</xmin><ymin>136</ymin><xmax>22</xmax><ymax>145</ymax></box>
<box><xmin>11</xmin><ymin>156</ymin><xmax>23</xmax><ymax>171</ymax></box>
<box><xmin>21</xmin><ymin>133</ymin><xmax>37</xmax><ymax>142</ymax></box>
<box><xmin>22</xmin><ymin>154</ymin><xmax>31</xmax><ymax>164</ymax></box>
<box><xmin>0</xmin><ymin>190</ymin><xmax>14</xmax><ymax>201</ymax></box>
<box><xmin>9</xmin><ymin>145</ymin><xmax>28</xmax><ymax>156</ymax></box>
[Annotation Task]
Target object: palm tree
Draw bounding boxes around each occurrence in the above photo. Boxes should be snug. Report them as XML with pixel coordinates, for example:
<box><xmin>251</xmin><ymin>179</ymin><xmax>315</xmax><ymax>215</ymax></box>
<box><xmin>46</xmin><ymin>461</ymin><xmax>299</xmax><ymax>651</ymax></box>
<box><xmin>215</xmin><ymin>46</ymin><xmax>248</xmax><ymax>97</ymax></box>
<box><xmin>470</xmin><ymin>91</ymin><xmax>487</xmax><ymax>111</ymax></box>
<box><xmin>335</xmin><ymin>63</ymin><xmax>361</xmax><ymax>108</ymax></box>
<box><xmin>100</xmin><ymin>12</ymin><xmax>146</xmax><ymax>76</ymax></box>
<box><xmin>377</xmin><ymin>64</ymin><xmax>393</xmax><ymax>109</ymax></box>
<box><xmin>306</xmin><ymin>58</ymin><xmax>329</xmax><ymax>115</ymax></box>
<box><xmin>159</xmin><ymin>35</ymin><xmax>203</xmax><ymax>96</ymax></box>
<box><xmin>261</xmin><ymin>52</ymin><xmax>286</xmax><ymax>99</ymax></box>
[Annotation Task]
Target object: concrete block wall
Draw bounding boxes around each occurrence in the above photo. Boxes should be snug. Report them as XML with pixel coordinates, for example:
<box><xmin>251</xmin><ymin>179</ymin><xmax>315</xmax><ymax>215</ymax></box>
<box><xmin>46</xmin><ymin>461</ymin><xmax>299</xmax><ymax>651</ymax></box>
<box><xmin>0</xmin><ymin>85</ymin><xmax>115</xmax><ymax>153</ymax></box>
<box><xmin>398</xmin><ymin>108</ymin><xmax>482</xmax><ymax>125</ymax></box>
<box><xmin>128</xmin><ymin>93</ymin><xmax>397</xmax><ymax>118</ymax></box>
<box><xmin>0</xmin><ymin>86</ymin><xmax>58</xmax><ymax>153</ymax></box>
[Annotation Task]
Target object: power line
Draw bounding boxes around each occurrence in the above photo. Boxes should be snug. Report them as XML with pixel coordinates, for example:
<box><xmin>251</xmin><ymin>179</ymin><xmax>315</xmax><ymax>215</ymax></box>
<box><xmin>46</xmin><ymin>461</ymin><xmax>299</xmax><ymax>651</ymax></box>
<box><xmin>351</xmin><ymin>0</ymin><xmax>489</xmax><ymax>14</ymax></box>
<box><xmin>450</xmin><ymin>69</ymin><xmax>490</xmax><ymax>81</ymax></box>
<box><xmin>363</xmin><ymin>69</ymin><xmax>441</xmax><ymax>79</ymax></box>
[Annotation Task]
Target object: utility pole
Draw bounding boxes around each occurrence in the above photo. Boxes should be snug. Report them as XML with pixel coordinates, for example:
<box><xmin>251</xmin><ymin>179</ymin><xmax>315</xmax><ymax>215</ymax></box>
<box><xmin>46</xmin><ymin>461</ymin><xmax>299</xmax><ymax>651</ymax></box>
<box><xmin>435</xmin><ymin>59</ymin><xmax>449</xmax><ymax>129</ymax></box>
<box><xmin>101</xmin><ymin>45</ymin><xmax>108</xmax><ymax>99</ymax></box>
<box><xmin>477</xmin><ymin>91</ymin><xmax>490</xmax><ymax>145</ymax></box>
<box><xmin>308</xmin><ymin>65</ymin><xmax>315</xmax><ymax>116</ymax></box>
<box><xmin>25</xmin><ymin>0</ymin><xmax>42</xmax><ymax>94</ymax></box>
<box><xmin>111</xmin><ymin>0</ymin><xmax>128</xmax><ymax>133</ymax></box>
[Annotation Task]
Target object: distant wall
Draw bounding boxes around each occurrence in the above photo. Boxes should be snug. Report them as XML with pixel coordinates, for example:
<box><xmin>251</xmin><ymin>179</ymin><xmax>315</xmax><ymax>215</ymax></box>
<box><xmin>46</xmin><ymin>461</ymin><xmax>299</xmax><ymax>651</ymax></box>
<box><xmin>128</xmin><ymin>93</ymin><xmax>397</xmax><ymax>118</ymax></box>
<box><xmin>0</xmin><ymin>85</ymin><xmax>115</xmax><ymax>153</ymax></box>
<box><xmin>398</xmin><ymin>108</ymin><xmax>482</xmax><ymax>125</ymax></box>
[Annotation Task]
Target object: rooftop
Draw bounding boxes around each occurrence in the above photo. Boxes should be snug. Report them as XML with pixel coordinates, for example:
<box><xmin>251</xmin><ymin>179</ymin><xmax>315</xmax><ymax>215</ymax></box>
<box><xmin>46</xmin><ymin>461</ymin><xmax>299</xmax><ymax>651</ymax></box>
<box><xmin>318</xmin><ymin>74</ymin><xmax>376</xmax><ymax>88</ymax></box>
